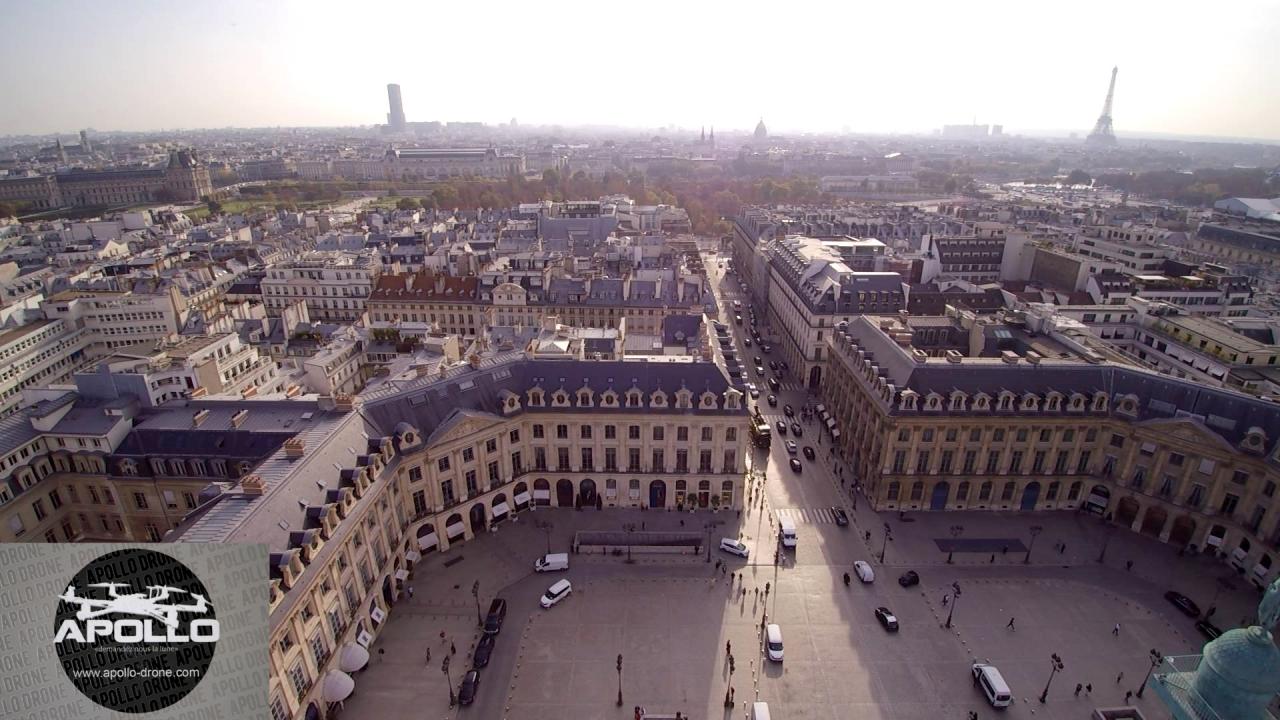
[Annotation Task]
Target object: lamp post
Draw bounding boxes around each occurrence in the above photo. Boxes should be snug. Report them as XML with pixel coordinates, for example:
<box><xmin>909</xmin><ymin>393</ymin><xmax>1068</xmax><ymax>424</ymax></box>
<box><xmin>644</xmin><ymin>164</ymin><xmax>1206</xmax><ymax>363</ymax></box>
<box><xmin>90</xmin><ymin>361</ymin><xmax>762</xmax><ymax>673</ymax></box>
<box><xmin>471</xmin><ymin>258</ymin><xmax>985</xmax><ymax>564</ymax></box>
<box><xmin>1025</xmin><ymin>525</ymin><xmax>1043</xmax><ymax>564</ymax></box>
<box><xmin>1205</xmin><ymin>575</ymin><xmax>1236</xmax><ymax>620</ymax></box>
<box><xmin>704</xmin><ymin>521</ymin><xmax>716</xmax><ymax>562</ymax></box>
<box><xmin>945</xmin><ymin>581</ymin><xmax>961</xmax><ymax>629</ymax></box>
<box><xmin>1038</xmin><ymin>653</ymin><xmax>1065</xmax><ymax>703</ymax></box>
<box><xmin>1136</xmin><ymin>649</ymin><xmax>1163</xmax><ymax>698</ymax></box>
<box><xmin>442</xmin><ymin>655</ymin><xmax>456</xmax><ymax>707</ymax></box>
<box><xmin>623</xmin><ymin>523</ymin><xmax>636</xmax><ymax>563</ymax></box>
<box><xmin>1098</xmin><ymin>517</ymin><xmax>1115</xmax><ymax>563</ymax></box>
<box><xmin>948</xmin><ymin>525</ymin><xmax>964</xmax><ymax>564</ymax></box>
<box><xmin>472</xmin><ymin>580</ymin><xmax>482</xmax><ymax>627</ymax></box>
<box><xmin>536</xmin><ymin>519</ymin><xmax>553</xmax><ymax>555</ymax></box>
<box><xmin>879</xmin><ymin>522</ymin><xmax>892</xmax><ymax>563</ymax></box>
<box><xmin>616</xmin><ymin>653</ymin><xmax>623</xmax><ymax>706</ymax></box>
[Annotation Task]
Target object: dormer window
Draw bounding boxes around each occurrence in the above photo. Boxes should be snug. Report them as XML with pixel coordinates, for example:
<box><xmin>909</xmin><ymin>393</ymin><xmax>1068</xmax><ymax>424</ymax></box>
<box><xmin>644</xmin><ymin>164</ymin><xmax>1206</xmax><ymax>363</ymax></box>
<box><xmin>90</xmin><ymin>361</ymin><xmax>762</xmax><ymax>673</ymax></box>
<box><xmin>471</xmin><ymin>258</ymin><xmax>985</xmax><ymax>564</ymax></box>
<box><xmin>949</xmin><ymin>392</ymin><xmax>966</xmax><ymax>411</ymax></box>
<box><xmin>675</xmin><ymin>390</ymin><xmax>692</xmax><ymax>409</ymax></box>
<box><xmin>1046</xmin><ymin>393</ymin><xmax>1063</xmax><ymax>411</ymax></box>
<box><xmin>1092</xmin><ymin>392</ymin><xmax>1108</xmax><ymax>412</ymax></box>
<box><xmin>601</xmin><ymin>391</ymin><xmax>618</xmax><ymax>407</ymax></box>
<box><xmin>998</xmin><ymin>393</ymin><xmax>1014</xmax><ymax>411</ymax></box>
<box><xmin>651</xmin><ymin>391</ymin><xmax>668</xmax><ymax>408</ymax></box>
<box><xmin>700</xmin><ymin>392</ymin><xmax>718</xmax><ymax>409</ymax></box>
<box><xmin>973</xmin><ymin>394</ymin><xmax>991</xmax><ymax>411</ymax></box>
<box><xmin>901</xmin><ymin>392</ymin><xmax>919</xmax><ymax>411</ymax></box>
<box><xmin>925</xmin><ymin>394</ymin><xmax>942</xmax><ymax>411</ymax></box>
<box><xmin>528</xmin><ymin>389</ymin><xmax>545</xmax><ymax>406</ymax></box>
<box><xmin>552</xmin><ymin>391</ymin><xmax>569</xmax><ymax>407</ymax></box>
<box><xmin>627</xmin><ymin>391</ymin><xmax>641</xmax><ymax>408</ymax></box>
<box><xmin>1021</xmin><ymin>394</ymin><xmax>1039</xmax><ymax>411</ymax></box>
<box><xmin>577</xmin><ymin>390</ymin><xmax>593</xmax><ymax>407</ymax></box>
<box><xmin>1069</xmin><ymin>394</ymin><xmax>1086</xmax><ymax>412</ymax></box>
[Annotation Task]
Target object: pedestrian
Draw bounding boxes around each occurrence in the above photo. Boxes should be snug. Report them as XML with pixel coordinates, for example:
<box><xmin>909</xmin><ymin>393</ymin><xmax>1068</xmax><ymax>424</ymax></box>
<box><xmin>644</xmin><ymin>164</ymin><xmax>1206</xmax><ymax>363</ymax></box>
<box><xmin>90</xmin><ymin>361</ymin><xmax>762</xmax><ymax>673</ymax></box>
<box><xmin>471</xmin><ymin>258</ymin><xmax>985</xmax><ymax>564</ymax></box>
<box><xmin>439</xmin><ymin>630</ymin><xmax>446</xmax><ymax>642</ymax></box>
<box><xmin>1116</xmin><ymin>671</ymin><xmax>1124</xmax><ymax>684</ymax></box>
<box><xmin>1006</xmin><ymin>617</ymin><xmax>1016</xmax><ymax>630</ymax></box>
<box><xmin>426</xmin><ymin>647</ymin><xmax>431</xmax><ymax>663</ymax></box>
<box><xmin>1074</xmin><ymin>682</ymin><xmax>1082</xmax><ymax>696</ymax></box>
<box><xmin>450</xmin><ymin>641</ymin><xmax>456</xmax><ymax>655</ymax></box>
<box><xmin>680</xmin><ymin>520</ymin><xmax>685</xmax><ymax>527</ymax></box>
<box><xmin>642</xmin><ymin>522</ymin><xmax>646</xmax><ymax>530</ymax></box>
<box><xmin>1113</xmin><ymin>623</ymin><xmax>1121</xmax><ymax>636</ymax></box>
<box><xmin>1126</xmin><ymin>560</ymin><xmax>1133</xmax><ymax>571</ymax></box>
<box><xmin>1002</xmin><ymin>544</ymin><xmax>1008</xmax><ymax>555</ymax></box>
<box><xmin>1060</xmin><ymin>543</ymin><xmax>1066</xmax><ymax>555</ymax></box>
<box><xmin>1125</xmin><ymin>690</ymin><xmax>1133</xmax><ymax>703</ymax></box>
<box><xmin>729</xmin><ymin>655</ymin><xmax>735</xmax><ymax>672</ymax></box>
<box><xmin>942</xmin><ymin>594</ymin><xmax>949</xmax><ymax>607</ymax></box>
<box><xmin>407</xmin><ymin>585</ymin><xmax>414</xmax><ymax>598</ymax></box>
<box><xmin>726</xmin><ymin>640</ymin><xmax>731</xmax><ymax>656</ymax></box>
<box><xmin>990</xmin><ymin>553</ymin><xmax>996</xmax><ymax>563</ymax></box>
<box><xmin>765</xmin><ymin>582</ymin><xmax>770</xmax><ymax>595</ymax></box>
<box><xmin>1086</xmin><ymin>683</ymin><xmax>1092</xmax><ymax>694</ymax></box>
<box><xmin>722</xmin><ymin>566</ymin><xmax>727</xmax><ymax>576</ymax></box>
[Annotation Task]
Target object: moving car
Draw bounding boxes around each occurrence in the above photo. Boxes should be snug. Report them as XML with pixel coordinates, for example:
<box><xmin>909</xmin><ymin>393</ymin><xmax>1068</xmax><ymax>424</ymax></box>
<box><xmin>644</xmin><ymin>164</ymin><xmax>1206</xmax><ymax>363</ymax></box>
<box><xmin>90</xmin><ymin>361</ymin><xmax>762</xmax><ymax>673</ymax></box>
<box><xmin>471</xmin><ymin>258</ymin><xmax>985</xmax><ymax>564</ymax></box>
<box><xmin>735</xmin><ymin>314</ymin><xmax>743</xmax><ymax>324</ymax></box>
<box><xmin>767</xmin><ymin>394</ymin><xmax>777</xmax><ymax>406</ymax></box>
<box><xmin>483</xmin><ymin>598</ymin><xmax>507</xmax><ymax>635</ymax></box>
<box><xmin>776</xmin><ymin>420</ymin><xmax>787</xmax><ymax>435</ymax></box>
<box><xmin>898</xmin><ymin>570</ymin><xmax>920</xmax><ymax>588</ymax></box>
<box><xmin>785</xmin><ymin>440</ymin><xmax>798</xmax><ymax>455</ymax></box>
<box><xmin>534</xmin><ymin>553</ymin><xmax>569</xmax><ymax>572</ymax></box>
<box><xmin>762</xmin><ymin>344</ymin><xmax>772</xmax><ymax>353</ymax></box>
<box><xmin>1196</xmin><ymin>620</ymin><xmax>1223</xmax><ymax>640</ymax></box>
<box><xmin>779</xmin><ymin>519</ymin><xmax>798</xmax><ymax>548</ymax></box>
<box><xmin>853</xmin><ymin>560</ymin><xmax>875</xmax><ymax>583</ymax></box>
<box><xmin>789</xmin><ymin>457</ymin><xmax>802</xmax><ymax>473</ymax></box>
<box><xmin>768</xmin><ymin>377</ymin><xmax>780</xmax><ymax>391</ymax></box>
<box><xmin>458</xmin><ymin>669</ymin><xmax>480</xmax><ymax>705</ymax></box>
<box><xmin>972</xmin><ymin>663</ymin><xmax>1013</xmax><ymax>708</ymax></box>
<box><xmin>765</xmin><ymin>623</ymin><xmax>784</xmax><ymax>662</ymax></box>
<box><xmin>744</xmin><ymin>337</ymin><xmax>752</xmax><ymax>347</ymax></box>
<box><xmin>540</xmin><ymin>579</ymin><xmax>572</xmax><ymax>608</ymax></box>
<box><xmin>755</xmin><ymin>356</ymin><xmax>764</xmax><ymax>367</ymax></box>
<box><xmin>874</xmin><ymin>607</ymin><xmax>899</xmax><ymax>632</ymax></box>
<box><xmin>783</xmin><ymin>404</ymin><xmax>794</xmax><ymax>417</ymax></box>
<box><xmin>831</xmin><ymin>507</ymin><xmax>848</xmax><ymax>526</ymax></box>
<box><xmin>747</xmin><ymin>385</ymin><xmax>760</xmax><ymax>399</ymax></box>
<box><xmin>802</xmin><ymin>446</ymin><xmax>815</xmax><ymax>460</ymax></box>
<box><xmin>719</xmin><ymin>538</ymin><xmax>750</xmax><ymax>558</ymax></box>
<box><xmin>1165</xmin><ymin>590</ymin><xmax>1200</xmax><ymax>617</ymax></box>
<box><xmin>473</xmin><ymin>634</ymin><xmax>495</xmax><ymax>668</ymax></box>
<box><xmin>790</xmin><ymin>422</ymin><xmax>802</xmax><ymax>436</ymax></box>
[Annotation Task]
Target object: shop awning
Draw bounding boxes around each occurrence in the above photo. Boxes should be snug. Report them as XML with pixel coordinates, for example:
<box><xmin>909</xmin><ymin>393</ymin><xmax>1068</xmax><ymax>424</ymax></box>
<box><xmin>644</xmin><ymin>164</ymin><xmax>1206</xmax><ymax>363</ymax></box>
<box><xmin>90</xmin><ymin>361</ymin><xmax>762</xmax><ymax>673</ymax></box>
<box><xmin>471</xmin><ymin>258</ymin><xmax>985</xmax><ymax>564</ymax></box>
<box><xmin>514</xmin><ymin>491</ymin><xmax>532</xmax><ymax>506</ymax></box>
<box><xmin>405</xmin><ymin>550</ymin><xmax>421</xmax><ymax>563</ymax></box>
<box><xmin>446</xmin><ymin>523</ymin><xmax>465</xmax><ymax>539</ymax></box>
<box><xmin>533</xmin><ymin>489</ymin><xmax>551</xmax><ymax>500</ymax></box>
<box><xmin>322</xmin><ymin>670</ymin><xmax>355</xmax><ymax>702</ymax></box>
<box><xmin>816</xmin><ymin>404</ymin><xmax>825</xmax><ymax>413</ymax></box>
<box><xmin>831</xmin><ymin>429</ymin><xmax>840</xmax><ymax>438</ymax></box>
<box><xmin>826</xmin><ymin>417</ymin><xmax>836</xmax><ymax>428</ymax></box>
<box><xmin>417</xmin><ymin>532</ymin><xmax>438</xmax><ymax>551</ymax></box>
<box><xmin>338</xmin><ymin>643</ymin><xmax>369</xmax><ymax>673</ymax></box>
<box><xmin>492</xmin><ymin>502</ymin><xmax>511</xmax><ymax>517</ymax></box>
<box><xmin>394</xmin><ymin>568</ymin><xmax>408</xmax><ymax>581</ymax></box>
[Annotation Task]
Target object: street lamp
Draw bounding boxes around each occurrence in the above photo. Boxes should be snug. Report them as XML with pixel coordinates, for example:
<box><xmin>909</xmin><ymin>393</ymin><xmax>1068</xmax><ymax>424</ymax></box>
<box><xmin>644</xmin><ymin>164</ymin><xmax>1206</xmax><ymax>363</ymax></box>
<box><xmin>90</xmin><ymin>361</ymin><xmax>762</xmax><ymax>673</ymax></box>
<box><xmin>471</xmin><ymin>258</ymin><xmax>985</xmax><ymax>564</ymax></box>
<box><xmin>442</xmin><ymin>655</ymin><xmax>456</xmax><ymax>707</ymax></box>
<box><xmin>1098</xmin><ymin>516</ymin><xmax>1116</xmax><ymax>563</ymax></box>
<box><xmin>1205</xmin><ymin>575</ymin><xmax>1237</xmax><ymax>620</ymax></box>
<box><xmin>536</xmin><ymin>520</ymin><xmax>553</xmax><ymax>555</ymax></box>
<box><xmin>623</xmin><ymin>523</ymin><xmax>636</xmax><ymax>564</ymax></box>
<box><xmin>616</xmin><ymin>653</ymin><xmax>623</xmax><ymax>706</ymax></box>
<box><xmin>948</xmin><ymin>525</ymin><xmax>964</xmax><ymax>564</ymax></box>
<box><xmin>704</xmin><ymin>521</ymin><xmax>716</xmax><ymax>562</ymax></box>
<box><xmin>879</xmin><ymin>522</ymin><xmax>892</xmax><ymax>563</ymax></box>
<box><xmin>1136</xmin><ymin>649</ymin><xmax>1163</xmax><ymax>698</ymax></box>
<box><xmin>472</xmin><ymin>580</ymin><xmax>482</xmax><ymax>627</ymax></box>
<box><xmin>945</xmin><ymin>581</ymin><xmax>961</xmax><ymax>629</ymax></box>
<box><xmin>1038</xmin><ymin>653</ymin><xmax>1065</xmax><ymax>703</ymax></box>
<box><xmin>1025</xmin><ymin>525</ymin><xmax>1043</xmax><ymax>564</ymax></box>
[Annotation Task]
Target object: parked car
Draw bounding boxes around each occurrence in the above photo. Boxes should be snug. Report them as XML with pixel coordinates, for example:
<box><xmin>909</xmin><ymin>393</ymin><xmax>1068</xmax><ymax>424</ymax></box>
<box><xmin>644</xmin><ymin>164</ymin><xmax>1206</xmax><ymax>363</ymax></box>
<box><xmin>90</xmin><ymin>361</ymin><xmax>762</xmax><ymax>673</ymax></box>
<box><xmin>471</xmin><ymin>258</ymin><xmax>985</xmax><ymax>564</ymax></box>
<box><xmin>473</xmin><ymin>634</ymin><xmax>495</xmax><ymax>668</ymax></box>
<box><xmin>783</xmin><ymin>404</ymin><xmax>794</xmax><ymax>417</ymax></box>
<box><xmin>719</xmin><ymin>538</ymin><xmax>750</xmax><ymax>558</ymax></box>
<box><xmin>541</xmin><ymin>579</ymin><xmax>573</xmax><ymax>608</ymax></box>
<box><xmin>765</xmin><ymin>623</ymin><xmax>784</xmax><ymax>662</ymax></box>
<box><xmin>767</xmin><ymin>394</ymin><xmax>777</xmax><ymax>406</ymax></box>
<box><xmin>803</xmin><ymin>446</ymin><xmax>815</xmax><ymax>460</ymax></box>
<box><xmin>791</xmin><ymin>422</ymin><xmax>802</xmax><ymax>437</ymax></box>
<box><xmin>874</xmin><ymin>607</ymin><xmax>899</xmax><ymax>632</ymax></box>
<box><xmin>789</xmin><ymin>457</ymin><xmax>802</xmax><ymax>473</ymax></box>
<box><xmin>762</xmin><ymin>345</ymin><xmax>772</xmax><ymax>353</ymax></box>
<box><xmin>458</xmin><ymin>670</ymin><xmax>480</xmax><ymax>705</ymax></box>
<box><xmin>785</xmin><ymin>440</ymin><xmax>798</xmax><ymax>455</ymax></box>
<box><xmin>769</xmin><ymin>360</ymin><xmax>779</xmax><ymax>371</ymax></box>
<box><xmin>483</xmin><ymin>598</ymin><xmax>507</xmax><ymax>635</ymax></box>
<box><xmin>898</xmin><ymin>570</ymin><xmax>920</xmax><ymax>588</ymax></box>
<box><xmin>853</xmin><ymin>561</ymin><xmax>875</xmax><ymax>583</ymax></box>
<box><xmin>744</xmin><ymin>337</ymin><xmax>752</xmax><ymax>347</ymax></box>
<box><xmin>1165</xmin><ymin>590</ymin><xmax>1201</xmax><ymax>617</ymax></box>
<box><xmin>754</xmin><ymin>356</ymin><xmax>764</xmax><ymax>367</ymax></box>
<box><xmin>832</xmin><ymin>507</ymin><xmax>849</xmax><ymax>526</ymax></box>
<box><xmin>768</xmin><ymin>377</ymin><xmax>780</xmax><ymax>391</ymax></box>
<box><xmin>1196</xmin><ymin>620</ymin><xmax>1223</xmax><ymax>640</ymax></box>
<box><xmin>747</xmin><ymin>385</ymin><xmax>760</xmax><ymax>399</ymax></box>
<box><xmin>776</xmin><ymin>421</ymin><xmax>787</xmax><ymax>435</ymax></box>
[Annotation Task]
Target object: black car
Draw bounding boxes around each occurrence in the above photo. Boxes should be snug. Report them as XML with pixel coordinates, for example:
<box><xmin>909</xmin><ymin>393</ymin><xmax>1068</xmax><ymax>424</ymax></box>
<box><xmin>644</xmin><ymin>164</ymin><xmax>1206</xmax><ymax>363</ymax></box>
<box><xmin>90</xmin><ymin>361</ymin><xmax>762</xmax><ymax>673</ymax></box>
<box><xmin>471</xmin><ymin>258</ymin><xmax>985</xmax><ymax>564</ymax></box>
<box><xmin>767</xmin><ymin>394</ymin><xmax>778</xmax><ymax>406</ymax></box>
<box><xmin>1165</xmin><ymin>590</ymin><xmax>1201</xmax><ymax>617</ymax></box>
<box><xmin>791</xmin><ymin>423</ymin><xmax>802</xmax><ymax>437</ymax></box>
<box><xmin>768</xmin><ymin>377</ymin><xmax>780</xmax><ymax>391</ymax></box>
<box><xmin>874</xmin><ymin>607</ymin><xmax>899</xmax><ymax>632</ymax></box>
<box><xmin>803</xmin><ymin>446</ymin><xmax>815</xmax><ymax>460</ymax></box>
<box><xmin>458</xmin><ymin>669</ymin><xmax>480</xmax><ymax>705</ymax></box>
<box><xmin>473</xmin><ymin>634</ymin><xmax>495</xmax><ymax>668</ymax></box>
<box><xmin>783</xmin><ymin>404</ymin><xmax>794</xmax><ymax>417</ymax></box>
<box><xmin>1195</xmin><ymin>620</ymin><xmax>1223</xmax><ymax>640</ymax></box>
<box><xmin>483</xmin><ymin>598</ymin><xmax>507</xmax><ymax>634</ymax></box>
<box><xmin>789</xmin><ymin>457</ymin><xmax>802</xmax><ymax>473</ymax></box>
<box><xmin>898</xmin><ymin>571</ymin><xmax>920</xmax><ymax>588</ymax></box>
<box><xmin>832</xmin><ymin>507</ymin><xmax>849</xmax><ymax>526</ymax></box>
<box><xmin>769</xmin><ymin>360</ymin><xmax>779</xmax><ymax>371</ymax></box>
<box><xmin>776</xmin><ymin>420</ymin><xmax>787</xmax><ymax>435</ymax></box>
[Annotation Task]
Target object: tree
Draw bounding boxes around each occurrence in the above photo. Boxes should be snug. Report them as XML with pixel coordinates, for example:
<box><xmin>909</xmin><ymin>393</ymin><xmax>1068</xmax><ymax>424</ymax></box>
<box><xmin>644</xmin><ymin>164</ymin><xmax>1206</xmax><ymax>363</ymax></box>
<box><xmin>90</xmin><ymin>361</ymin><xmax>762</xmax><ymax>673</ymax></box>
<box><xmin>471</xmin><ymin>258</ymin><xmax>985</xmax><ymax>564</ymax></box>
<box><xmin>205</xmin><ymin>198</ymin><xmax>223</xmax><ymax>215</ymax></box>
<box><xmin>1065</xmin><ymin>170</ymin><xmax>1092</xmax><ymax>186</ymax></box>
<box><xmin>0</xmin><ymin>201</ymin><xmax>18</xmax><ymax>218</ymax></box>
<box><xmin>396</xmin><ymin>197</ymin><xmax>419</xmax><ymax>211</ymax></box>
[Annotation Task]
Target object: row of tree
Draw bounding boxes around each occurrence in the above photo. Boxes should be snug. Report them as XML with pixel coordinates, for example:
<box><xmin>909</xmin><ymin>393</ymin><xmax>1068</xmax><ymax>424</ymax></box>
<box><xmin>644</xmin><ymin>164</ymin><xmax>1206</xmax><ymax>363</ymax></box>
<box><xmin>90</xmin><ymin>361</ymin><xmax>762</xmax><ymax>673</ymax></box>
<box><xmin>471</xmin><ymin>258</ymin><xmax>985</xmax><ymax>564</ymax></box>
<box><xmin>1094</xmin><ymin>168</ymin><xmax>1278</xmax><ymax>206</ymax></box>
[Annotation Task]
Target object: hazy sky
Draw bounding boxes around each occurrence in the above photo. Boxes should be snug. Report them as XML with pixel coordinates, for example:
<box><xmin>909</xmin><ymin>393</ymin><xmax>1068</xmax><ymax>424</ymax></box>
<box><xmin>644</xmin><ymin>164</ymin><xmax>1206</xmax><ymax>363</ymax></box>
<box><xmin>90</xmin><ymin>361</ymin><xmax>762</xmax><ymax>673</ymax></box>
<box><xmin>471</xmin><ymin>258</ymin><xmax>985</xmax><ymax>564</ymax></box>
<box><xmin>3</xmin><ymin>0</ymin><xmax>1278</xmax><ymax>140</ymax></box>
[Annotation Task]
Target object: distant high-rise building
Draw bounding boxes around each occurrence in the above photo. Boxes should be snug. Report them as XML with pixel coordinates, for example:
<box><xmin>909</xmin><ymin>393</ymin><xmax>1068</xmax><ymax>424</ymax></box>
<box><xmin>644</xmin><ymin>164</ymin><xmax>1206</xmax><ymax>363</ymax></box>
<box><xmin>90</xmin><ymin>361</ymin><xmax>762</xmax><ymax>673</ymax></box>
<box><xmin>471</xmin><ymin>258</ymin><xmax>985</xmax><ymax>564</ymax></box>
<box><xmin>386</xmin><ymin>83</ymin><xmax>406</xmax><ymax>130</ymax></box>
<box><xmin>79</xmin><ymin>129</ymin><xmax>92</xmax><ymax>153</ymax></box>
<box><xmin>754</xmin><ymin>118</ymin><xmax>768</xmax><ymax>140</ymax></box>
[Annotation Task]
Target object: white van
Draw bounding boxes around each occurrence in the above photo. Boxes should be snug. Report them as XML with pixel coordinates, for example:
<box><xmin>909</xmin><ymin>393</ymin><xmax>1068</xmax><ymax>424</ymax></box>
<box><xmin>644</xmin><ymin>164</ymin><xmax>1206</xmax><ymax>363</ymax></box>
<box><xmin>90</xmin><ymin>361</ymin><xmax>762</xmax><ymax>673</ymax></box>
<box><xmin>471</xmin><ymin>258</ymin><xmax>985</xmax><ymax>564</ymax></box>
<box><xmin>765</xmin><ymin>623</ymin><xmax>784</xmax><ymax>662</ymax></box>
<box><xmin>779</xmin><ymin>519</ymin><xmax>797</xmax><ymax>549</ymax></box>
<box><xmin>972</xmin><ymin>663</ymin><xmax>1013</xmax><ymax>708</ymax></box>
<box><xmin>540</xmin><ymin>579</ymin><xmax>572</xmax><ymax>608</ymax></box>
<box><xmin>534</xmin><ymin>553</ymin><xmax>569</xmax><ymax>572</ymax></box>
<box><xmin>751</xmin><ymin>701</ymin><xmax>771</xmax><ymax>720</ymax></box>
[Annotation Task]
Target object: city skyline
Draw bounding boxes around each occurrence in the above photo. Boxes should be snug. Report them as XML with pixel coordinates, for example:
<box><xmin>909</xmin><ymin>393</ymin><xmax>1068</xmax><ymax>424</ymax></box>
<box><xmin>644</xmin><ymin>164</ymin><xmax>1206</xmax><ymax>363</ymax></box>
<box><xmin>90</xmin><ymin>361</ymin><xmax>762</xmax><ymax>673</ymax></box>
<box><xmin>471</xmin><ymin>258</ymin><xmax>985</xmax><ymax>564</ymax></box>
<box><xmin>1</xmin><ymin>0</ymin><xmax>1278</xmax><ymax>141</ymax></box>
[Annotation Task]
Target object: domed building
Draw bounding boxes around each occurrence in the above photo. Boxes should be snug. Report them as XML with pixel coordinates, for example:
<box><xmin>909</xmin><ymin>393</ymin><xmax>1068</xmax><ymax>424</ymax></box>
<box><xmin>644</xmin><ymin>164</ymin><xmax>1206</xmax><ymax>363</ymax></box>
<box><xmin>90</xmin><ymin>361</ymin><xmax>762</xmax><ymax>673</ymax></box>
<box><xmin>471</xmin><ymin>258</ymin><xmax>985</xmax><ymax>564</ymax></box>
<box><xmin>754</xmin><ymin>118</ymin><xmax>767</xmax><ymax>140</ymax></box>
<box><xmin>1151</xmin><ymin>577</ymin><xmax>1280</xmax><ymax>719</ymax></box>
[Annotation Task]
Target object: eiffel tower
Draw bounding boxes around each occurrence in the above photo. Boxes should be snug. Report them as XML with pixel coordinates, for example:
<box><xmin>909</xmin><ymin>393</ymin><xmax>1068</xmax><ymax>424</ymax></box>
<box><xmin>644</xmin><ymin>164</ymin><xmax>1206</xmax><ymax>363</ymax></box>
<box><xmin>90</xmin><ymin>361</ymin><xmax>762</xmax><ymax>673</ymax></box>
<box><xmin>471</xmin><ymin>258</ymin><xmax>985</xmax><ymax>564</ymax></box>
<box><xmin>1086</xmin><ymin>66</ymin><xmax>1118</xmax><ymax>146</ymax></box>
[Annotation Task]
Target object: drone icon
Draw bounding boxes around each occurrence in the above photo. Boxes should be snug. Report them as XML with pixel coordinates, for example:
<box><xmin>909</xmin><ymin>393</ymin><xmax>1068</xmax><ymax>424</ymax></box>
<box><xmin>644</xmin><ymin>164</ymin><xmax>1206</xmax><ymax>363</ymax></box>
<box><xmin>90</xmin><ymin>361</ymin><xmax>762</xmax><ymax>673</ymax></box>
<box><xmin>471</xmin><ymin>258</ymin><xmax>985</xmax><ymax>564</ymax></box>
<box><xmin>59</xmin><ymin>582</ymin><xmax>210</xmax><ymax>629</ymax></box>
